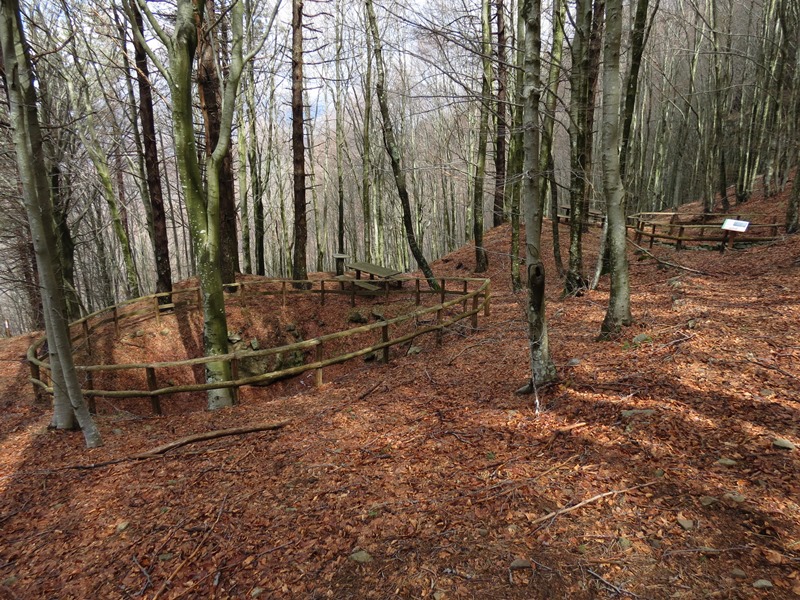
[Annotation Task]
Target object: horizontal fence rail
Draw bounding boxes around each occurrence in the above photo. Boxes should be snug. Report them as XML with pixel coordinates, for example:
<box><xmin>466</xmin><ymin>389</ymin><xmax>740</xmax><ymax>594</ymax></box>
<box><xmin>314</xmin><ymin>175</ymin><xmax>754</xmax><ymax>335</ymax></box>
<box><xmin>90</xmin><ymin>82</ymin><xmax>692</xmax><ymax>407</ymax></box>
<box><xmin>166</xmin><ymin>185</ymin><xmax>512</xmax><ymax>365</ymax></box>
<box><xmin>28</xmin><ymin>276</ymin><xmax>491</xmax><ymax>414</ymax></box>
<box><xmin>627</xmin><ymin>212</ymin><xmax>783</xmax><ymax>251</ymax></box>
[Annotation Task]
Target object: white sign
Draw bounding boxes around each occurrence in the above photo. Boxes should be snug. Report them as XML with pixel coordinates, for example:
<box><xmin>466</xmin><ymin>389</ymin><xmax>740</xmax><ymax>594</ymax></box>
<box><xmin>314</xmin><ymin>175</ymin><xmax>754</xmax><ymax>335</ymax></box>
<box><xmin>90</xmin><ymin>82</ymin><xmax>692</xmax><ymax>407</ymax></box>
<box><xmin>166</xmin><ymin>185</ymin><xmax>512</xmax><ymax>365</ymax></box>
<box><xmin>721</xmin><ymin>219</ymin><xmax>749</xmax><ymax>232</ymax></box>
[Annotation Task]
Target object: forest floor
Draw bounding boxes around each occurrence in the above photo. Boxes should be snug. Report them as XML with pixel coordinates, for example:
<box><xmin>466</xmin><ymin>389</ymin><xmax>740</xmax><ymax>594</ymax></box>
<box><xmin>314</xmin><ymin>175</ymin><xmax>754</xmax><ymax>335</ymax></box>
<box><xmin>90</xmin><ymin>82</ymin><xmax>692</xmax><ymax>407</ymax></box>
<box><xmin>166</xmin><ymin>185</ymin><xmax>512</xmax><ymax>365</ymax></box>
<box><xmin>1</xmin><ymin>185</ymin><xmax>800</xmax><ymax>599</ymax></box>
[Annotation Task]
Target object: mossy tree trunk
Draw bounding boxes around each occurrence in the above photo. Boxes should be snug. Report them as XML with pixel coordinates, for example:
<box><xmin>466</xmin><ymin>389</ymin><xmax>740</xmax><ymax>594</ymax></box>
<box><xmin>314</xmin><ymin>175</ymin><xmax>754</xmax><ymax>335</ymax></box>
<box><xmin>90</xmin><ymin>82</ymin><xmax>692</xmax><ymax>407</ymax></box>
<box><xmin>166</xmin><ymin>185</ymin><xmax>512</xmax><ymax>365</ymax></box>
<box><xmin>0</xmin><ymin>0</ymin><xmax>102</xmax><ymax>447</ymax></box>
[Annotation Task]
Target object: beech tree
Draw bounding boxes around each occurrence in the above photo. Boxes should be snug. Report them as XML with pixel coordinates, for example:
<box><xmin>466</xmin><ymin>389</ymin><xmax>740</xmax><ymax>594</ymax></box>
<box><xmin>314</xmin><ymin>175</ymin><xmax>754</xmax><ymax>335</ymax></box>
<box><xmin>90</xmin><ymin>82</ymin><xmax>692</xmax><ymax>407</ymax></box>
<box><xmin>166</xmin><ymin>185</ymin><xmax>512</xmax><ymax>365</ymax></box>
<box><xmin>518</xmin><ymin>0</ymin><xmax>556</xmax><ymax>399</ymax></box>
<box><xmin>129</xmin><ymin>0</ymin><xmax>279</xmax><ymax>409</ymax></box>
<box><xmin>599</xmin><ymin>0</ymin><xmax>632</xmax><ymax>337</ymax></box>
<box><xmin>0</xmin><ymin>0</ymin><xmax>102</xmax><ymax>447</ymax></box>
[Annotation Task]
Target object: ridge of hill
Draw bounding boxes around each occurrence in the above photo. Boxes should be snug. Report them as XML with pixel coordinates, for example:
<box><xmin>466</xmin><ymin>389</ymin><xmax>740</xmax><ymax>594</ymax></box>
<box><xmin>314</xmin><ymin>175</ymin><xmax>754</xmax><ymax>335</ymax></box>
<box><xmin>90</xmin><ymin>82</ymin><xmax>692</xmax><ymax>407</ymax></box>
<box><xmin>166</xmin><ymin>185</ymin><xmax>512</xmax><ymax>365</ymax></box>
<box><xmin>0</xmin><ymin>185</ymin><xmax>798</xmax><ymax>598</ymax></box>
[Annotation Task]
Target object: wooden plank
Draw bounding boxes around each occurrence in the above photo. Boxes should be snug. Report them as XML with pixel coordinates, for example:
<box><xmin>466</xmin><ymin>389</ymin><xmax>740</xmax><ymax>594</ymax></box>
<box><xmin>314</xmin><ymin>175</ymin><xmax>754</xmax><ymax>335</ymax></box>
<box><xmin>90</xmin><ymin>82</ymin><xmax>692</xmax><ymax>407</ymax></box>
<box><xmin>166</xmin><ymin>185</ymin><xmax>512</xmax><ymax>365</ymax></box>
<box><xmin>345</xmin><ymin>261</ymin><xmax>402</xmax><ymax>279</ymax></box>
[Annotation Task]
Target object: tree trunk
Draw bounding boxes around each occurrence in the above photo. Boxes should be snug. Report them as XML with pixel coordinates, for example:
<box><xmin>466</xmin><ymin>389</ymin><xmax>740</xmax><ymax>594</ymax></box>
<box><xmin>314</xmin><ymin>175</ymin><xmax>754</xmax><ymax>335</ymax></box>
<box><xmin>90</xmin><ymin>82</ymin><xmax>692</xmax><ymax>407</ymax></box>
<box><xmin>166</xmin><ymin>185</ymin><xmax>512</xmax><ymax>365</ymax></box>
<box><xmin>197</xmin><ymin>0</ymin><xmax>239</xmax><ymax>285</ymax></box>
<box><xmin>473</xmin><ymin>0</ymin><xmax>492</xmax><ymax>273</ymax></box>
<box><xmin>365</xmin><ymin>0</ymin><xmax>438</xmax><ymax>289</ymax></box>
<box><xmin>492</xmin><ymin>0</ymin><xmax>508</xmax><ymax>227</ymax></box>
<box><xmin>599</xmin><ymin>0</ymin><xmax>633</xmax><ymax>338</ymax></box>
<box><xmin>520</xmin><ymin>0</ymin><xmax>556</xmax><ymax>394</ymax></box>
<box><xmin>132</xmin><ymin>4</ymin><xmax>173</xmax><ymax>300</ymax></box>
<box><xmin>0</xmin><ymin>0</ymin><xmax>102</xmax><ymax>447</ymax></box>
<box><xmin>291</xmin><ymin>0</ymin><xmax>308</xmax><ymax>284</ymax></box>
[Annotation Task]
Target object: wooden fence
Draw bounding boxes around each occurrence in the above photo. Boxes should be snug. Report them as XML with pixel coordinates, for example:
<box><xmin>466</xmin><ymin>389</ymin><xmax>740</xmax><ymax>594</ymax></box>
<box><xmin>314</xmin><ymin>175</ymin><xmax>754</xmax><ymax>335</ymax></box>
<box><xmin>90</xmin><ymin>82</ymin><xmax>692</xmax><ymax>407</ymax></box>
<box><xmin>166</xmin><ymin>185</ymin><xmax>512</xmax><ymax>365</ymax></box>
<box><xmin>627</xmin><ymin>212</ymin><xmax>782</xmax><ymax>250</ymax></box>
<box><xmin>27</xmin><ymin>276</ymin><xmax>491</xmax><ymax>414</ymax></box>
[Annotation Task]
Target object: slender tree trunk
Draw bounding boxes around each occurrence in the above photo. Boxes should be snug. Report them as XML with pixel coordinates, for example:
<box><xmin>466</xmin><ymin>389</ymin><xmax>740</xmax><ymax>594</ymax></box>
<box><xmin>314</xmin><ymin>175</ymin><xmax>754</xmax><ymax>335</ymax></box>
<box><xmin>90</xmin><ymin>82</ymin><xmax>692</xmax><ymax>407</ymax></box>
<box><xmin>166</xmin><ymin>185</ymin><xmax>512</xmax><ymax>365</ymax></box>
<box><xmin>365</xmin><ymin>0</ymin><xmax>438</xmax><ymax>288</ymax></box>
<box><xmin>508</xmin><ymin>0</ymin><xmax>525</xmax><ymax>292</ymax></box>
<box><xmin>132</xmin><ymin>3</ymin><xmax>173</xmax><ymax>300</ymax></box>
<box><xmin>197</xmin><ymin>0</ymin><xmax>239</xmax><ymax>284</ymax></box>
<box><xmin>291</xmin><ymin>0</ymin><xmax>308</xmax><ymax>284</ymax></box>
<box><xmin>519</xmin><ymin>0</ymin><xmax>556</xmax><ymax>396</ymax></box>
<box><xmin>0</xmin><ymin>0</ymin><xmax>102</xmax><ymax>447</ymax></box>
<box><xmin>599</xmin><ymin>0</ymin><xmax>632</xmax><ymax>338</ymax></box>
<box><xmin>473</xmin><ymin>0</ymin><xmax>492</xmax><ymax>272</ymax></box>
<box><xmin>492</xmin><ymin>0</ymin><xmax>508</xmax><ymax>227</ymax></box>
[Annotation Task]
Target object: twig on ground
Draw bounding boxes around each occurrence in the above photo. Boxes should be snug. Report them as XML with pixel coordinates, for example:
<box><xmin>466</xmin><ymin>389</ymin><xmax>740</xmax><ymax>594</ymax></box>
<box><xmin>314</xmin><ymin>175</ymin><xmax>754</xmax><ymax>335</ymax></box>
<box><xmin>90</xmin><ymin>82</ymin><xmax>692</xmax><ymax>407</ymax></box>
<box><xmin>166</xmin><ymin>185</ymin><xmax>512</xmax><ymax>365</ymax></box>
<box><xmin>745</xmin><ymin>357</ymin><xmax>798</xmax><ymax>381</ymax></box>
<box><xmin>153</xmin><ymin>494</ymin><xmax>228</xmax><ymax>600</ymax></box>
<box><xmin>358</xmin><ymin>380</ymin><xmax>384</xmax><ymax>400</ymax></box>
<box><xmin>132</xmin><ymin>555</ymin><xmax>152</xmax><ymax>596</ymax></box>
<box><xmin>627</xmin><ymin>239</ymin><xmax>711</xmax><ymax>276</ymax></box>
<box><xmin>587</xmin><ymin>568</ymin><xmax>640</xmax><ymax>598</ymax></box>
<box><xmin>530</xmin><ymin>481</ymin><xmax>657</xmax><ymax>529</ymax></box>
<box><xmin>65</xmin><ymin>421</ymin><xmax>291</xmax><ymax>470</ymax></box>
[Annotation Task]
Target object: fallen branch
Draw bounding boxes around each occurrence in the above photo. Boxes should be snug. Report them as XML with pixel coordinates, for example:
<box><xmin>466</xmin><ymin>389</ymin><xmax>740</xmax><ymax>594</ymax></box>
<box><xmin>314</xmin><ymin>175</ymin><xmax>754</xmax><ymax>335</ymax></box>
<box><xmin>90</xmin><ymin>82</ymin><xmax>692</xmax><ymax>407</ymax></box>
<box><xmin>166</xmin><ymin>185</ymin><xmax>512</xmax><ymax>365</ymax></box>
<box><xmin>152</xmin><ymin>494</ymin><xmax>227</xmax><ymax>600</ymax></box>
<box><xmin>745</xmin><ymin>357</ymin><xmax>798</xmax><ymax>381</ymax></box>
<box><xmin>358</xmin><ymin>380</ymin><xmax>384</xmax><ymax>400</ymax></box>
<box><xmin>68</xmin><ymin>421</ymin><xmax>291</xmax><ymax>470</ymax></box>
<box><xmin>627</xmin><ymin>239</ymin><xmax>711</xmax><ymax>276</ymax></box>
<box><xmin>587</xmin><ymin>568</ymin><xmax>640</xmax><ymax>598</ymax></box>
<box><xmin>529</xmin><ymin>481</ymin><xmax>657</xmax><ymax>528</ymax></box>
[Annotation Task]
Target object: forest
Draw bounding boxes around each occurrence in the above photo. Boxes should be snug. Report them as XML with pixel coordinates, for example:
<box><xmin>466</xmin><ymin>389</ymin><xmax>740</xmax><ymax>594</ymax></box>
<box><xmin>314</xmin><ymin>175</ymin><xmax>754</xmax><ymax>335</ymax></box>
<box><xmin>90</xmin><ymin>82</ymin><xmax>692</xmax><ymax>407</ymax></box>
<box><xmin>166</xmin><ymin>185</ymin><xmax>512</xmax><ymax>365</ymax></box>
<box><xmin>0</xmin><ymin>0</ymin><xmax>799</xmax><ymax>597</ymax></box>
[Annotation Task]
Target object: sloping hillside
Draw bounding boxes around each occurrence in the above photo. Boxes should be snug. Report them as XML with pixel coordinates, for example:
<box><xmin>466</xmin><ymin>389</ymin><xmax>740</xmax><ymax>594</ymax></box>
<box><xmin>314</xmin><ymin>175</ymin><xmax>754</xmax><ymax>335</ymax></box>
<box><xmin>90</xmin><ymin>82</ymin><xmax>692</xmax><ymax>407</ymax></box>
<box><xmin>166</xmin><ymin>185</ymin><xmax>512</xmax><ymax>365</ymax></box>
<box><xmin>1</xmin><ymin>186</ymin><xmax>799</xmax><ymax>599</ymax></box>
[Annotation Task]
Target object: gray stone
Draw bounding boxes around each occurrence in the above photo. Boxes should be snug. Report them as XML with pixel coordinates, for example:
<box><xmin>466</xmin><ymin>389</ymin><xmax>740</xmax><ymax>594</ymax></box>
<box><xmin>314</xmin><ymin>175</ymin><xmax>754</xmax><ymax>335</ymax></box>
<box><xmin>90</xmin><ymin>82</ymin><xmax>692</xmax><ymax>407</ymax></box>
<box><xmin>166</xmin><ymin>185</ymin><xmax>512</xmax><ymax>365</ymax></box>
<box><xmin>407</xmin><ymin>345</ymin><xmax>423</xmax><ymax>356</ymax></box>
<box><xmin>567</xmin><ymin>358</ymin><xmax>582</xmax><ymax>367</ymax></box>
<box><xmin>621</xmin><ymin>409</ymin><xmax>656</xmax><ymax>419</ymax></box>
<box><xmin>509</xmin><ymin>558</ymin><xmax>532</xmax><ymax>570</ymax></box>
<box><xmin>760</xmin><ymin>388</ymin><xmax>775</xmax><ymax>397</ymax></box>
<box><xmin>677</xmin><ymin>518</ymin><xmax>694</xmax><ymax>531</ymax></box>
<box><xmin>227</xmin><ymin>333</ymin><xmax>242</xmax><ymax>343</ymax></box>
<box><xmin>700</xmin><ymin>496</ymin><xmax>718</xmax><ymax>507</ymax></box>
<box><xmin>349</xmin><ymin>550</ymin><xmax>373</xmax><ymax>564</ymax></box>
<box><xmin>752</xmin><ymin>579</ymin><xmax>773</xmax><ymax>589</ymax></box>
<box><xmin>251</xmin><ymin>588</ymin><xmax>264</xmax><ymax>598</ymax></box>
<box><xmin>730</xmin><ymin>568</ymin><xmax>747</xmax><ymax>579</ymax></box>
<box><xmin>619</xmin><ymin>538</ymin><xmax>633</xmax><ymax>550</ymax></box>
<box><xmin>112</xmin><ymin>428</ymin><xmax>123</xmax><ymax>436</ymax></box>
<box><xmin>716</xmin><ymin>458</ymin><xmax>737</xmax><ymax>467</ymax></box>
<box><xmin>371</xmin><ymin>308</ymin><xmax>386</xmax><ymax>321</ymax></box>
<box><xmin>632</xmin><ymin>333</ymin><xmax>652</xmax><ymax>345</ymax></box>
<box><xmin>250</xmin><ymin>338</ymin><xmax>260</xmax><ymax>351</ymax></box>
<box><xmin>433</xmin><ymin>592</ymin><xmax>445</xmax><ymax>600</ymax></box>
<box><xmin>773</xmin><ymin>438</ymin><xmax>795</xmax><ymax>450</ymax></box>
<box><xmin>348</xmin><ymin>311</ymin><xmax>368</xmax><ymax>324</ymax></box>
<box><xmin>723</xmin><ymin>491</ymin><xmax>746</xmax><ymax>503</ymax></box>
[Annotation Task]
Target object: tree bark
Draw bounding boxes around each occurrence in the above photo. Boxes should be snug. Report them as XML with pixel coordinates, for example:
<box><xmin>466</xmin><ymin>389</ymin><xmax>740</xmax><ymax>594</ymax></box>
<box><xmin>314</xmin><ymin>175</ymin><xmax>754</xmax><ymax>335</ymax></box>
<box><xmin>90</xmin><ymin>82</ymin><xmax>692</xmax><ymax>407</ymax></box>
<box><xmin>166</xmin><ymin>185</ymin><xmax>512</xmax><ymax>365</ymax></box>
<box><xmin>520</xmin><ymin>0</ymin><xmax>556</xmax><ymax>392</ymax></box>
<box><xmin>473</xmin><ymin>0</ymin><xmax>492</xmax><ymax>273</ymax></box>
<box><xmin>365</xmin><ymin>0</ymin><xmax>438</xmax><ymax>289</ymax></box>
<box><xmin>599</xmin><ymin>0</ymin><xmax>633</xmax><ymax>338</ymax></box>
<box><xmin>0</xmin><ymin>0</ymin><xmax>102</xmax><ymax>447</ymax></box>
<box><xmin>197</xmin><ymin>0</ymin><xmax>239</xmax><ymax>285</ymax></box>
<box><xmin>492</xmin><ymin>0</ymin><xmax>507</xmax><ymax>227</ymax></box>
<box><xmin>132</xmin><ymin>4</ymin><xmax>173</xmax><ymax>300</ymax></box>
<box><xmin>291</xmin><ymin>0</ymin><xmax>309</xmax><ymax>284</ymax></box>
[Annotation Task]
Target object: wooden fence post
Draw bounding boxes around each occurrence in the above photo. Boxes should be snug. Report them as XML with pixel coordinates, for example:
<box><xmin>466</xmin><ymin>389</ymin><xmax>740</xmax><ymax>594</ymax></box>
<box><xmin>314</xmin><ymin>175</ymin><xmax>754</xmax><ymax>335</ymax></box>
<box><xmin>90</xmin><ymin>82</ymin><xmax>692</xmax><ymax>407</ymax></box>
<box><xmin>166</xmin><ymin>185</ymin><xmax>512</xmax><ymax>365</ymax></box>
<box><xmin>230</xmin><ymin>358</ymin><xmax>239</xmax><ymax>405</ymax></box>
<box><xmin>381</xmin><ymin>323</ymin><xmax>390</xmax><ymax>364</ymax></box>
<box><xmin>82</xmin><ymin>320</ymin><xmax>92</xmax><ymax>355</ymax></box>
<box><xmin>462</xmin><ymin>280</ymin><xmax>468</xmax><ymax>311</ymax></box>
<box><xmin>320</xmin><ymin>280</ymin><xmax>326</xmax><ymax>306</ymax></box>
<box><xmin>29</xmin><ymin>362</ymin><xmax>44</xmax><ymax>404</ymax></box>
<box><xmin>146</xmin><ymin>367</ymin><xmax>162</xmax><ymax>415</ymax></box>
<box><xmin>85</xmin><ymin>370</ymin><xmax>96</xmax><ymax>414</ymax></box>
<box><xmin>315</xmin><ymin>344</ymin><xmax>324</xmax><ymax>387</ymax></box>
<box><xmin>676</xmin><ymin>226</ymin><xmax>684</xmax><ymax>250</ymax></box>
<box><xmin>484</xmin><ymin>281</ymin><xmax>491</xmax><ymax>317</ymax></box>
<box><xmin>415</xmin><ymin>279</ymin><xmax>421</xmax><ymax>306</ymax></box>
<box><xmin>112</xmin><ymin>306</ymin><xmax>120</xmax><ymax>337</ymax></box>
<box><xmin>440</xmin><ymin>279</ymin><xmax>446</xmax><ymax>305</ymax></box>
<box><xmin>649</xmin><ymin>224</ymin><xmax>656</xmax><ymax>248</ymax></box>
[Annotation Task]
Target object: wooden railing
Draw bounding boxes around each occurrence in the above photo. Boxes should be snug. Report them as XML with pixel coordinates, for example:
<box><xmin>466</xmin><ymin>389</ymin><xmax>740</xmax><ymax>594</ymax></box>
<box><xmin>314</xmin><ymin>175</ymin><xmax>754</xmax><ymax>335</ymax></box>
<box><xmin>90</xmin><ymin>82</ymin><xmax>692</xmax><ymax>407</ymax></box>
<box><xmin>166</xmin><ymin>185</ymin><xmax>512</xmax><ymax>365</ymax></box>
<box><xmin>627</xmin><ymin>212</ymin><xmax>782</xmax><ymax>250</ymax></box>
<box><xmin>27</xmin><ymin>276</ymin><xmax>491</xmax><ymax>414</ymax></box>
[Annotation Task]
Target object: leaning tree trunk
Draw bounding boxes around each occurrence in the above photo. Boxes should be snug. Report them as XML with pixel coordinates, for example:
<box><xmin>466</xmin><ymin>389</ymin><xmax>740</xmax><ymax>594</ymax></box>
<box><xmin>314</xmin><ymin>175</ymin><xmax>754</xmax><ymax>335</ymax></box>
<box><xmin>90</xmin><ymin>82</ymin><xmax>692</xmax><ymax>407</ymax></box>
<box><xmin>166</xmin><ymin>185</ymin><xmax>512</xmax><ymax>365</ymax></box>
<box><xmin>365</xmin><ymin>0</ymin><xmax>438</xmax><ymax>289</ymax></box>
<box><xmin>519</xmin><ymin>0</ymin><xmax>557</xmax><ymax>397</ymax></box>
<box><xmin>599</xmin><ymin>0</ymin><xmax>633</xmax><ymax>338</ymax></box>
<box><xmin>0</xmin><ymin>0</ymin><xmax>102</xmax><ymax>447</ymax></box>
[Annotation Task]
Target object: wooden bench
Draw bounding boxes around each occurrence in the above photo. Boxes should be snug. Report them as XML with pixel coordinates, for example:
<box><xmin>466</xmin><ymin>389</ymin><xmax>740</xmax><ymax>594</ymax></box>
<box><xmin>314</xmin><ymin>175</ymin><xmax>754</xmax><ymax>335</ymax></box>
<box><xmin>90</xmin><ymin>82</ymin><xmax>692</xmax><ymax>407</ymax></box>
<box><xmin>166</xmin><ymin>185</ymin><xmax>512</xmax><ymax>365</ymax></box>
<box><xmin>345</xmin><ymin>261</ymin><xmax>402</xmax><ymax>281</ymax></box>
<box><xmin>335</xmin><ymin>274</ymin><xmax>379</xmax><ymax>292</ymax></box>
